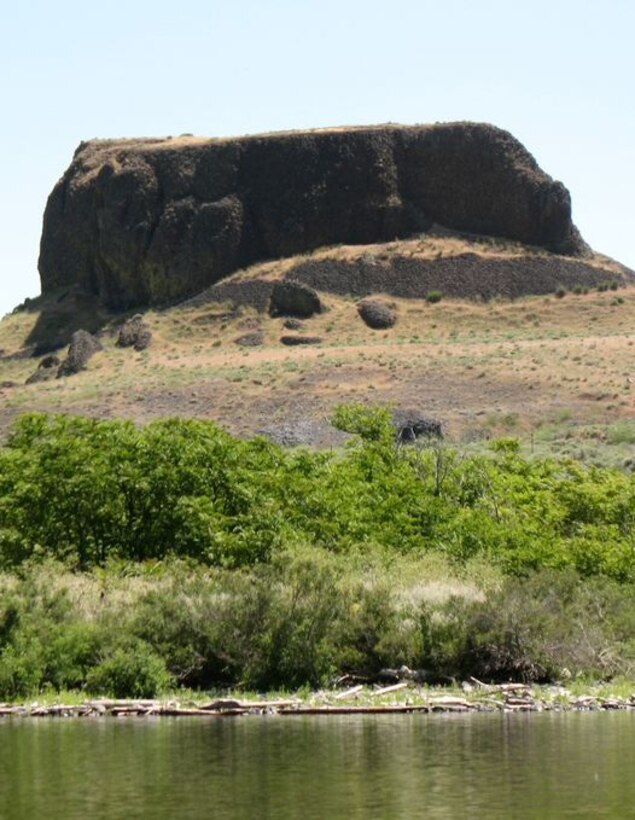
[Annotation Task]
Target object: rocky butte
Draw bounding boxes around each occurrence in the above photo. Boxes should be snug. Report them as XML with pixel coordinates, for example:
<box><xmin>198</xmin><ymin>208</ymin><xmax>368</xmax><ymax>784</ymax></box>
<box><xmin>38</xmin><ymin>122</ymin><xmax>595</xmax><ymax>311</ymax></box>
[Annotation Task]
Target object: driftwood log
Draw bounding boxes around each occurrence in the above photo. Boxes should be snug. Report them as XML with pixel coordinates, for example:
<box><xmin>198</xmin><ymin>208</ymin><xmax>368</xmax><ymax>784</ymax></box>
<box><xmin>3</xmin><ymin>684</ymin><xmax>635</xmax><ymax>718</ymax></box>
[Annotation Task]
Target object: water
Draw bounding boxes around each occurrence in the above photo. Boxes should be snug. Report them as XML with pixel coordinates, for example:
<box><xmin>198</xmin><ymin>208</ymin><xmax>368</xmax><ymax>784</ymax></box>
<box><xmin>1</xmin><ymin>712</ymin><xmax>635</xmax><ymax>819</ymax></box>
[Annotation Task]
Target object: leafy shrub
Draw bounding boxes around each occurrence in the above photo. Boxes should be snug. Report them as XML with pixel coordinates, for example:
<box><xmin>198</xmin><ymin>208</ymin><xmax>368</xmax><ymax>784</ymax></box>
<box><xmin>3</xmin><ymin>558</ymin><xmax>635</xmax><ymax>694</ymax></box>
<box><xmin>43</xmin><ymin>623</ymin><xmax>101</xmax><ymax>691</ymax></box>
<box><xmin>131</xmin><ymin>568</ymin><xmax>252</xmax><ymax>687</ymax></box>
<box><xmin>86</xmin><ymin>641</ymin><xmax>172</xmax><ymax>698</ymax></box>
<box><xmin>463</xmin><ymin>570</ymin><xmax>635</xmax><ymax>681</ymax></box>
<box><xmin>0</xmin><ymin>568</ymin><xmax>101</xmax><ymax>697</ymax></box>
<box><xmin>239</xmin><ymin>550</ymin><xmax>347</xmax><ymax>688</ymax></box>
<box><xmin>2</xmin><ymin>410</ymin><xmax>635</xmax><ymax>581</ymax></box>
<box><xmin>425</xmin><ymin>290</ymin><xmax>443</xmax><ymax>303</ymax></box>
<box><xmin>607</xmin><ymin>422</ymin><xmax>635</xmax><ymax>445</ymax></box>
<box><xmin>0</xmin><ymin>639</ymin><xmax>46</xmax><ymax>698</ymax></box>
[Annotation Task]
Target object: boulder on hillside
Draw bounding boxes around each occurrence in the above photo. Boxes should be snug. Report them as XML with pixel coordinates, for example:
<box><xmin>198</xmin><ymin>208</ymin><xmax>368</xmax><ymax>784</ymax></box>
<box><xmin>39</xmin><ymin>354</ymin><xmax>62</xmax><ymax>369</ymax></box>
<box><xmin>269</xmin><ymin>281</ymin><xmax>323</xmax><ymax>318</ymax></box>
<box><xmin>25</xmin><ymin>353</ymin><xmax>61</xmax><ymax>385</ymax></box>
<box><xmin>357</xmin><ymin>299</ymin><xmax>397</xmax><ymax>329</ymax></box>
<box><xmin>280</xmin><ymin>335</ymin><xmax>322</xmax><ymax>346</ymax></box>
<box><xmin>394</xmin><ymin>411</ymin><xmax>443</xmax><ymax>443</ymax></box>
<box><xmin>57</xmin><ymin>330</ymin><xmax>102</xmax><ymax>377</ymax></box>
<box><xmin>116</xmin><ymin>314</ymin><xmax>152</xmax><ymax>351</ymax></box>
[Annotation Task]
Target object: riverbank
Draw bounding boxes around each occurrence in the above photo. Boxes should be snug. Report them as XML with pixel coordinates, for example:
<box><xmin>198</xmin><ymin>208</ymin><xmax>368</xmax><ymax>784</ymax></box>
<box><xmin>3</xmin><ymin>550</ymin><xmax>635</xmax><ymax>700</ymax></box>
<box><xmin>3</xmin><ymin>410</ymin><xmax>635</xmax><ymax>700</ymax></box>
<box><xmin>4</xmin><ymin>679</ymin><xmax>635</xmax><ymax>718</ymax></box>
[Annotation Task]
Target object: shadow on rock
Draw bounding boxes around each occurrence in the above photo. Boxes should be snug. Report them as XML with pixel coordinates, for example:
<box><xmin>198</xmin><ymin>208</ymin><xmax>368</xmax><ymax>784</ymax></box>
<box><xmin>22</xmin><ymin>288</ymin><xmax>112</xmax><ymax>355</ymax></box>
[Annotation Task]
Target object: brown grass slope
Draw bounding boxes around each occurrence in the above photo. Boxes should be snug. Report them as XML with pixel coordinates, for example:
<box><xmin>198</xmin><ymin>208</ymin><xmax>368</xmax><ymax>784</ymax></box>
<box><xmin>3</xmin><ymin>250</ymin><xmax>635</xmax><ymax>465</ymax></box>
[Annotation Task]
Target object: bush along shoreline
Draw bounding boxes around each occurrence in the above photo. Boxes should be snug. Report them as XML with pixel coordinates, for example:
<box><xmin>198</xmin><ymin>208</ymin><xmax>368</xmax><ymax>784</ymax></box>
<box><xmin>1</xmin><ymin>406</ymin><xmax>635</xmax><ymax>700</ymax></box>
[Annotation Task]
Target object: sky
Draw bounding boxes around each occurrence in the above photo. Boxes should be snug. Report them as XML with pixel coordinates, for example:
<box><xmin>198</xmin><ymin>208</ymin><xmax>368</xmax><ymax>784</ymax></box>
<box><xmin>1</xmin><ymin>0</ymin><xmax>633</xmax><ymax>317</ymax></box>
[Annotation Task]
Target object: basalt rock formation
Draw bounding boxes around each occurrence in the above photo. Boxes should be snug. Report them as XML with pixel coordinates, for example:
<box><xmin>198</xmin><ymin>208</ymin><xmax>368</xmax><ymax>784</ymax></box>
<box><xmin>57</xmin><ymin>330</ymin><xmax>102</xmax><ymax>377</ymax></box>
<box><xmin>269</xmin><ymin>281</ymin><xmax>324</xmax><ymax>318</ymax></box>
<box><xmin>116</xmin><ymin>314</ymin><xmax>152</xmax><ymax>351</ymax></box>
<box><xmin>357</xmin><ymin>299</ymin><xmax>397</xmax><ymax>330</ymax></box>
<box><xmin>39</xmin><ymin>123</ymin><xmax>589</xmax><ymax>311</ymax></box>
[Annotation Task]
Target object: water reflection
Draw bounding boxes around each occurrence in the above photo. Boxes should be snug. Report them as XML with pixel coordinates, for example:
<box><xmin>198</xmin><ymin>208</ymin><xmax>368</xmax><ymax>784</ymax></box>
<box><xmin>1</xmin><ymin>712</ymin><xmax>634</xmax><ymax>818</ymax></box>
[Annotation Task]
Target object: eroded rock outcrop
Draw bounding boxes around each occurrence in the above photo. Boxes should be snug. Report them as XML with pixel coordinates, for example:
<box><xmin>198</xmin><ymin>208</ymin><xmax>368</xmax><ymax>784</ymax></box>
<box><xmin>39</xmin><ymin>123</ymin><xmax>589</xmax><ymax>310</ymax></box>
<box><xmin>116</xmin><ymin>314</ymin><xmax>152</xmax><ymax>351</ymax></box>
<box><xmin>57</xmin><ymin>330</ymin><xmax>102</xmax><ymax>377</ymax></box>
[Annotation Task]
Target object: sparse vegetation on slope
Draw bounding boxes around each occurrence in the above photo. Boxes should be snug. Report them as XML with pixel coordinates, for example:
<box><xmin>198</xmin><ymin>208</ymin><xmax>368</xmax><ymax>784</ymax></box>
<box><xmin>2</xmin><ymin>284</ymin><xmax>635</xmax><ymax>460</ymax></box>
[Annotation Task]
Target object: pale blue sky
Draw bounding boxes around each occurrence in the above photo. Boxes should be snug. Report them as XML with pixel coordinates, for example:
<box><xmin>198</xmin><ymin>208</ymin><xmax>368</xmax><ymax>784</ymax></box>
<box><xmin>1</xmin><ymin>0</ymin><xmax>633</xmax><ymax>316</ymax></box>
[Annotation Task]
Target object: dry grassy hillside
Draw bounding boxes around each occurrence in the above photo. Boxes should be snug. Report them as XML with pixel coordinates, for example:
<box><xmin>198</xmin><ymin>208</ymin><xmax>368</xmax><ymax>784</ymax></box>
<box><xmin>2</xmin><ymin>236</ymin><xmax>635</xmax><ymax>467</ymax></box>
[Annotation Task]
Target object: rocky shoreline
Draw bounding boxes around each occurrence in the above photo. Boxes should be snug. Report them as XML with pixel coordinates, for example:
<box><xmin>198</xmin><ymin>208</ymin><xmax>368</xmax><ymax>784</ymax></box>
<box><xmin>3</xmin><ymin>681</ymin><xmax>635</xmax><ymax>718</ymax></box>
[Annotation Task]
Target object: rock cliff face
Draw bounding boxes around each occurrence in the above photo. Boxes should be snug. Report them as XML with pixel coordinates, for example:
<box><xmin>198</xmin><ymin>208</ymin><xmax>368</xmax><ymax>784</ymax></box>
<box><xmin>39</xmin><ymin>123</ymin><xmax>588</xmax><ymax>309</ymax></box>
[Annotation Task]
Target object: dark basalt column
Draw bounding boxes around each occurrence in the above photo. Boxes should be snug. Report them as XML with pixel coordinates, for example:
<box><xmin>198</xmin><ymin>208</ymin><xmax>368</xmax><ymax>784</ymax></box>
<box><xmin>38</xmin><ymin>123</ymin><xmax>588</xmax><ymax>310</ymax></box>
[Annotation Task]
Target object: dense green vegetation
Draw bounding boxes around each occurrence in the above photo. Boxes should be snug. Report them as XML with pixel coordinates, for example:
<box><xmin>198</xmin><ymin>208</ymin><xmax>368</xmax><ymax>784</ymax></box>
<box><xmin>1</xmin><ymin>407</ymin><xmax>634</xmax><ymax>578</ymax></box>
<box><xmin>1</xmin><ymin>406</ymin><xmax>635</xmax><ymax>698</ymax></box>
<box><xmin>2</xmin><ymin>557</ymin><xmax>635</xmax><ymax>699</ymax></box>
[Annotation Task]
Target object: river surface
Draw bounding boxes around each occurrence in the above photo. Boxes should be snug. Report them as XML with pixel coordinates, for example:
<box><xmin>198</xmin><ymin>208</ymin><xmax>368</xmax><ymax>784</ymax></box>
<box><xmin>1</xmin><ymin>712</ymin><xmax>635</xmax><ymax>818</ymax></box>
